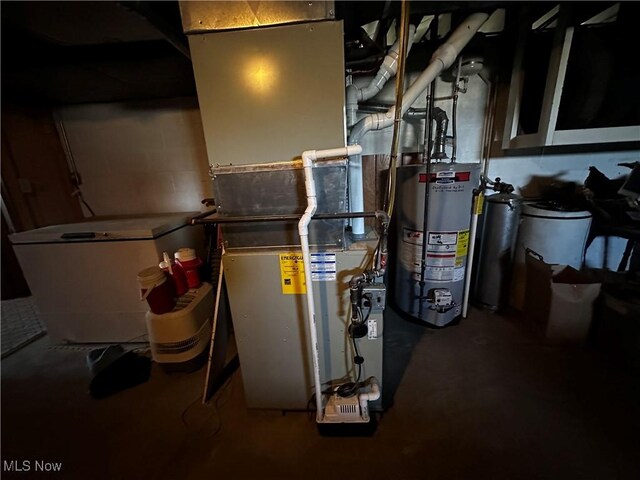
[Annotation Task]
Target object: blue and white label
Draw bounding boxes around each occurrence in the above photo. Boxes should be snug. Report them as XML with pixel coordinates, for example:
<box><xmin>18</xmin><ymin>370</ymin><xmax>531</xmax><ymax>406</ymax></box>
<box><xmin>310</xmin><ymin>252</ymin><xmax>336</xmax><ymax>281</ymax></box>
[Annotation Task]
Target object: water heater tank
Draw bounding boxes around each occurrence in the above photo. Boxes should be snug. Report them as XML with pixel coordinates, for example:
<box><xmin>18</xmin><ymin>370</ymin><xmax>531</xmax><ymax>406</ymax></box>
<box><xmin>394</xmin><ymin>163</ymin><xmax>480</xmax><ymax>327</ymax></box>
<box><xmin>510</xmin><ymin>202</ymin><xmax>593</xmax><ymax>310</ymax></box>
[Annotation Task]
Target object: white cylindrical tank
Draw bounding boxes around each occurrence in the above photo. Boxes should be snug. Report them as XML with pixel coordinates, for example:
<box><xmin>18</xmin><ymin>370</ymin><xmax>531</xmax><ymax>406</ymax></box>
<box><xmin>511</xmin><ymin>202</ymin><xmax>593</xmax><ymax>310</ymax></box>
<box><xmin>394</xmin><ymin>162</ymin><xmax>480</xmax><ymax>327</ymax></box>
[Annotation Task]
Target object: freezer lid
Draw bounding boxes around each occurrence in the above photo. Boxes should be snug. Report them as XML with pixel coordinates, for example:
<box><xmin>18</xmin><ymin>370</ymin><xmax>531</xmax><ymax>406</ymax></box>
<box><xmin>9</xmin><ymin>213</ymin><xmax>197</xmax><ymax>244</ymax></box>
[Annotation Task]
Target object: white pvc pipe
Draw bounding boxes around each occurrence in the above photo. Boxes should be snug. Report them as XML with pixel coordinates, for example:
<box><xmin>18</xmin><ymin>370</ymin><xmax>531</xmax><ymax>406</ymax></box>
<box><xmin>348</xmin><ymin>13</ymin><xmax>490</xmax><ymax>238</ymax></box>
<box><xmin>346</xmin><ymin>86</ymin><xmax>359</xmax><ymax>130</ymax></box>
<box><xmin>299</xmin><ymin>145</ymin><xmax>363</xmax><ymax>422</ymax></box>
<box><xmin>350</xmin><ymin>12</ymin><xmax>490</xmax><ymax>144</ymax></box>
<box><xmin>348</xmin><ymin>155</ymin><xmax>366</xmax><ymax>238</ymax></box>
<box><xmin>462</xmin><ymin>196</ymin><xmax>481</xmax><ymax>318</ymax></box>
<box><xmin>346</xmin><ymin>26</ymin><xmax>416</xmax><ymax>237</ymax></box>
<box><xmin>346</xmin><ymin>26</ymin><xmax>416</xmax><ymax>129</ymax></box>
<box><xmin>358</xmin><ymin>377</ymin><xmax>381</xmax><ymax>421</ymax></box>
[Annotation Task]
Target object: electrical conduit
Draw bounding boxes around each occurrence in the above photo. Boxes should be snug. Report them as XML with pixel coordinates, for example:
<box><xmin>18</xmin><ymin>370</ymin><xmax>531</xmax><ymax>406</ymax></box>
<box><xmin>299</xmin><ymin>145</ymin><xmax>363</xmax><ymax>421</ymax></box>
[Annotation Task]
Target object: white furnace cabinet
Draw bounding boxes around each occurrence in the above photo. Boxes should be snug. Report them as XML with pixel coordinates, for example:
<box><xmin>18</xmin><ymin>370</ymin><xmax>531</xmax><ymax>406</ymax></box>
<box><xmin>10</xmin><ymin>214</ymin><xmax>203</xmax><ymax>343</ymax></box>
<box><xmin>224</xmin><ymin>243</ymin><xmax>384</xmax><ymax>411</ymax></box>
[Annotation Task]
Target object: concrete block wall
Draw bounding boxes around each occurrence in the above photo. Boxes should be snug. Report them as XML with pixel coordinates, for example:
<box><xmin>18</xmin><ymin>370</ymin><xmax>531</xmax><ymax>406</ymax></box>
<box><xmin>58</xmin><ymin>98</ymin><xmax>212</xmax><ymax>217</ymax></box>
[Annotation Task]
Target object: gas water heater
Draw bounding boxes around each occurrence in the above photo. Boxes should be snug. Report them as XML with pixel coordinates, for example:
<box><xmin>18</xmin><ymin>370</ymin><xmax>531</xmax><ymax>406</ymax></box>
<box><xmin>394</xmin><ymin>162</ymin><xmax>480</xmax><ymax>327</ymax></box>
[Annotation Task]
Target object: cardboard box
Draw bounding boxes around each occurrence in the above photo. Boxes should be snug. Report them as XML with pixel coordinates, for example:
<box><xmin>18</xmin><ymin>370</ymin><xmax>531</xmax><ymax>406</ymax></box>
<box><xmin>524</xmin><ymin>251</ymin><xmax>602</xmax><ymax>343</ymax></box>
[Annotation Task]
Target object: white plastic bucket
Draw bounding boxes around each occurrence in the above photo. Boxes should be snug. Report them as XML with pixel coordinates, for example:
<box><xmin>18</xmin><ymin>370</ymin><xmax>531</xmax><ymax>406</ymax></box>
<box><xmin>174</xmin><ymin>248</ymin><xmax>197</xmax><ymax>262</ymax></box>
<box><xmin>137</xmin><ymin>266</ymin><xmax>175</xmax><ymax>314</ymax></box>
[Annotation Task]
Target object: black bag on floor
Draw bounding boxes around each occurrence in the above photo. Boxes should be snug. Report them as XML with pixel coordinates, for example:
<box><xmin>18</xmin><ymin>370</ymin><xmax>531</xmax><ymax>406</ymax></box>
<box><xmin>86</xmin><ymin>345</ymin><xmax>151</xmax><ymax>399</ymax></box>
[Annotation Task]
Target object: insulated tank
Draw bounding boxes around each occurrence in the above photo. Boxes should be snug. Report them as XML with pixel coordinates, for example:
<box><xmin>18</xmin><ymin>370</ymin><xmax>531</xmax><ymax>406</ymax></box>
<box><xmin>394</xmin><ymin>163</ymin><xmax>480</xmax><ymax>327</ymax></box>
<box><xmin>472</xmin><ymin>193</ymin><xmax>521</xmax><ymax>311</ymax></box>
<box><xmin>510</xmin><ymin>202</ymin><xmax>593</xmax><ymax>310</ymax></box>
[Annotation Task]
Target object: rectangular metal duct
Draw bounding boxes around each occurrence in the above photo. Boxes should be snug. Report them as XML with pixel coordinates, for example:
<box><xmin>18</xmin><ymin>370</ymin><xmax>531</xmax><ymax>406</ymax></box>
<box><xmin>212</xmin><ymin>160</ymin><xmax>348</xmax><ymax>249</ymax></box>
<box><xmin>187</xmin><ymin>20</ymin><xmax>346</xmax><ymax>166</ymax></box>
<box><xmin>179</xmin><ymin>0</ymin><xmax>335</xmax><ymax>34</ymax></box>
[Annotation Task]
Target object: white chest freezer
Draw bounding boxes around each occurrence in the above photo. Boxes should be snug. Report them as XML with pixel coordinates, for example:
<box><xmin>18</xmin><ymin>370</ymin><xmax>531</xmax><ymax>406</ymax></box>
<box><xmin>9</xmin><ymin>214</ymin><xmax>204</xmax><ymax>343</ymax></box>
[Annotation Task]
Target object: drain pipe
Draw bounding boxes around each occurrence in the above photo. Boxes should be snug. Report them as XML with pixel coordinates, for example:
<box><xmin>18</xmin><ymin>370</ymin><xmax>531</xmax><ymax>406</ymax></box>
<box><xmin>346</xmin><ymin>25</ymin><xmax>416</xmax><ymax>129</ymax></box>
<box><xmin>349</xmin><ymin>4</ymin><xmax>414</xmax><ymax>238</ymax></box>
<box><xmin>348</xmin><ymin>12</ymin><xmax>491</xmax><ymax>236</ymax></box>
<box><xmin>300</xmin><ymin>145</ymin><xmax>363</xmax><ymax>421</ymax></box>
<box><xmin>358</xmin><ymin>377</ymin><xmax>381</xmax><ymax>421</ymax></box>
<box><xmin>351</xmin><ymin>12</ymin><xmax>491</xmax><ymax>143</ymax></box>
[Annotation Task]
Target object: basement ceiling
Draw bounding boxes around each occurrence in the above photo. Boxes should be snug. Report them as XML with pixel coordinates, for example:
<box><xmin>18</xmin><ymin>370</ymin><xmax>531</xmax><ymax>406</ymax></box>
<box><xmin>1</xmin><ymin>1</ymin><xmax>585</xmax><ymax>106</ymax></box>
<box><xmin>1</xmin><ymin>1</ymin><xmax>194</xmax><ymax>105</ymax></box>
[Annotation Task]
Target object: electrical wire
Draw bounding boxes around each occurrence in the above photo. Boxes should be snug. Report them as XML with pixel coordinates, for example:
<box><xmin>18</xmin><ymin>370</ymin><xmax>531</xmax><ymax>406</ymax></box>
<box><xmin>306</xmin><ymin>305</ymin><xmax>369</xmax><ymax>417</ymax></box>
<box><xmin>56</xmin><ymin>116</ymin><xmax>97</xmax><ymax>217</ymax></box>
<box><xmin>180</xmin><ymin>372</ymin><xmax>234</xmax><ymax>440</ymax></box>
<box><xmin>337</xmin><ymin>313</ymin><xmax>365</xmax><ymax>398</ymax></box>
<box><xmin>75</xmin><ymin>191</ymin><xmax>96</xmax><ymax>216</ymax></box>
<box><xmin>360</xmin><ymin>296</ymin><xmax>373</xmax><ymax>324</ymax></box>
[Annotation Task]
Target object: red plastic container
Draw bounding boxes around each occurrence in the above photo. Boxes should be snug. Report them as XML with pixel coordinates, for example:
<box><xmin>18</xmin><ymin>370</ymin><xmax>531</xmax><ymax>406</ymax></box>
<box><xmin>137</xmin><ymin>266</ymin><xmax>176</xmax><ymax>314</ymax></box>
<box><xmin>175</xmin><ymin>248</ymin><xmax>202</xmax><ymax>289</ymax></box>
<box><xmin>159</xmin><ymin>260</ymin><xmax>189</xmax><ymax>297</ymax></box>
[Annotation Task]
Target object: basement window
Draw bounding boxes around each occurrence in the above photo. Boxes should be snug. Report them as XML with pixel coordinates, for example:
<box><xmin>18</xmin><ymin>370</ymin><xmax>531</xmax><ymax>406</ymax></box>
<box><xmin>503</xmin><ymin>2</ymin><xmax>640</xmax><ymax>149</ymax></box>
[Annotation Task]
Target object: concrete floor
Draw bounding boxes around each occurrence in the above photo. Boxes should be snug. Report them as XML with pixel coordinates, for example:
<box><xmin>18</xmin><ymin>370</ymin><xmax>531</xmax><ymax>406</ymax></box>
<box><xmin>2</xmin><ymin>307</ymin><xmax>640</xmax><ymax>480</ymax></box>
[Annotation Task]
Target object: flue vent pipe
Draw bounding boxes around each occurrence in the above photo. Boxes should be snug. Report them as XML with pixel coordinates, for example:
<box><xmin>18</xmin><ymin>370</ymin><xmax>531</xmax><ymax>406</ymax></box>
<box><xmin>346</xmin><ymin>25</ymin><xmax>416</xmax><ymax>128</ymax></box>
<box><xmin>350</xmin><ymin>12</ymin><xmax>491</xmax><ymax>143</ymax></box>
<box><xmin>348</xmin><ymin>12</ymin><xmax>490</xmax><ymax>238</ymax></box>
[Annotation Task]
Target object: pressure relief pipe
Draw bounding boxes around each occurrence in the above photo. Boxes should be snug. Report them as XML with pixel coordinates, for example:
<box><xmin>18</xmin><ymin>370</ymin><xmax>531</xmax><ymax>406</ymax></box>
<box><xmin>348</xmin><ymin>12</ymin><xmax>491</xmax><ymax>235</ymax></box>
<box><xmin>299</xmin><ymin>145</ymin><xmax>363</xmax><ymax>422</ymax></box>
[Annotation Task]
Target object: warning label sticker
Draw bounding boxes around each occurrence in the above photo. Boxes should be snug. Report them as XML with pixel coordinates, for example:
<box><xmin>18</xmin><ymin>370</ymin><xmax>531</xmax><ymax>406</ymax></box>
<box><xmin>400</xmin><ymin>227</ymin><xmax>469</xmax><ymax>282</ymax></box>
<box><xmin>310</xmin><ymin>252</ymin><xmax>336</xmax><ymax>281</ymax></box>
<box><xmin>425</xmin><ymin>266</ymin><xmax>455</xmax><ymax>281</ymax></box>
<box><xmin>367</xmin><ymin>319</ymin><xmax>378</xmax><ymax>339</ymax></box>
<box><xmin>279</xmin><ymin>253</ymin><xmax>306</xmax><ymax>295</ymax></box>
<box><xmin>403</xmin><ymin>228</ymin><xmax>423</xmax><ymax>246</ymax></box>
<box><xmin>426</xmin><ymin>253</ymin><xmax>456</xmax><ymax>267</ymax></box>
<box><xmin>428</xmin><ymin>232</ymin><xmax>458</xmax><ymax>246</ymax></box>
<box><xmin>474</xmin><ymin>194</ymin><xmax>485</xmax><ymax>215</ymax></box>
<box><xmin>456</xmin><ymin>230</ymin><xmax>470</xmax><ymax>258</ymax></box>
